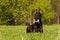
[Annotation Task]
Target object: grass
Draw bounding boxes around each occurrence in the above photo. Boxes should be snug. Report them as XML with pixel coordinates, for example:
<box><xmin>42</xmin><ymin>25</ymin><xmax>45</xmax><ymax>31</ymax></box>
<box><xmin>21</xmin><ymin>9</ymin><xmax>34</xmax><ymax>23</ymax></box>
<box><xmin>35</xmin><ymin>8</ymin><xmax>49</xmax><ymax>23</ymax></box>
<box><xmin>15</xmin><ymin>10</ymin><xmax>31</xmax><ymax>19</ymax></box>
<box><xmin>0</xmin><ymin>25</ymin><xmax>60</xmax><ymax>40</ymax></box>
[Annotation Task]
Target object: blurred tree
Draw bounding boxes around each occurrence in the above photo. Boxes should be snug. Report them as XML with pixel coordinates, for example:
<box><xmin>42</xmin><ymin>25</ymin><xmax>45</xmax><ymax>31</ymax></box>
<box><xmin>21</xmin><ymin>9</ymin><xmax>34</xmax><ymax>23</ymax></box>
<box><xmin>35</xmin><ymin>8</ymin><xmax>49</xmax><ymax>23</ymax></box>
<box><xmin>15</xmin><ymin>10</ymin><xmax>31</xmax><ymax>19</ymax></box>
<box><xmin>50</xmin><ymin>0</ymin><xmax>60</xmax><ymax>24</ymax></box>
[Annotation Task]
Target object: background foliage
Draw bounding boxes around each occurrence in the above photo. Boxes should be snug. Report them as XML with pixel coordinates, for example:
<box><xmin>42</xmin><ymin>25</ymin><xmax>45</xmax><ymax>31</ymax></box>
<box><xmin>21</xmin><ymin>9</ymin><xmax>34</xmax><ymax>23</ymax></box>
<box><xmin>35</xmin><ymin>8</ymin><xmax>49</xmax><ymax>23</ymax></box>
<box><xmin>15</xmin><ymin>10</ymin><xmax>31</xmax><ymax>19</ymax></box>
<box><xmin>0</xmin><ymin>0</ymin><xmax>58</xmax><ymax>25</ymax></box>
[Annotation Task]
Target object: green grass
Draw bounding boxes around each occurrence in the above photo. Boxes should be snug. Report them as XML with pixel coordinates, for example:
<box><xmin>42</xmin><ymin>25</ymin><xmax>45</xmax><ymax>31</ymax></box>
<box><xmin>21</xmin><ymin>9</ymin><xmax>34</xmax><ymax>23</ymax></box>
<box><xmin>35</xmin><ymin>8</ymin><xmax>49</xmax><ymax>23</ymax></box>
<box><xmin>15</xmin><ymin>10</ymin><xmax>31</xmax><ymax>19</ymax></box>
<box><xmin>0</xmin><ymin>25</ymin><xmax>60</xmax><ymax>40</ymax></box>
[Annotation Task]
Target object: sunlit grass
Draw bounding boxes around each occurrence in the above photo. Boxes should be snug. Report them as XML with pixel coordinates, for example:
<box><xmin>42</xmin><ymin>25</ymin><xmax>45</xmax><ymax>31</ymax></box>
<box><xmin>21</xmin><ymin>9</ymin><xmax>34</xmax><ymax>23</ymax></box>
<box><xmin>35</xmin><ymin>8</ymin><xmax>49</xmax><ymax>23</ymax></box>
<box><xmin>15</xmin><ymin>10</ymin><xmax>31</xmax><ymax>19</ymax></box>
<box><xmin>0</xmin><ymin>25</ymin><xmax>60</xmax><ymax>40</ymax></box>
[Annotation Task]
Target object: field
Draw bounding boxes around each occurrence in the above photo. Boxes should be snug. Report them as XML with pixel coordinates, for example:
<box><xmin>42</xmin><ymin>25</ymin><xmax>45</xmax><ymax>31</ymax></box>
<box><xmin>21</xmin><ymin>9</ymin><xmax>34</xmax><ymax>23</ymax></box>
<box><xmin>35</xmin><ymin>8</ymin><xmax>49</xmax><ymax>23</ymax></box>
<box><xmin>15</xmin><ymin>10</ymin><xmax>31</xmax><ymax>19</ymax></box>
<box><xmin>0</xmin><ymin>25</ymin><xmax>60</xmax><ymax>40</ymax></box>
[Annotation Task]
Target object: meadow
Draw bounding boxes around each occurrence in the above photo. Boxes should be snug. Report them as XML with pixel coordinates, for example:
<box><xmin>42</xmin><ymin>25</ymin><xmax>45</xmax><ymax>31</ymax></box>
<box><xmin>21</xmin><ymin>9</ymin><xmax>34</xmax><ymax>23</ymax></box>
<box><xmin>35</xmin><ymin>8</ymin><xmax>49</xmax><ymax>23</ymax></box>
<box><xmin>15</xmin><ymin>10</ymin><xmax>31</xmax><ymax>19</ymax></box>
<box><xmin>0</xmin><ymin>25</ymin><xmax>60</xmax><ymax>40</ymax></box>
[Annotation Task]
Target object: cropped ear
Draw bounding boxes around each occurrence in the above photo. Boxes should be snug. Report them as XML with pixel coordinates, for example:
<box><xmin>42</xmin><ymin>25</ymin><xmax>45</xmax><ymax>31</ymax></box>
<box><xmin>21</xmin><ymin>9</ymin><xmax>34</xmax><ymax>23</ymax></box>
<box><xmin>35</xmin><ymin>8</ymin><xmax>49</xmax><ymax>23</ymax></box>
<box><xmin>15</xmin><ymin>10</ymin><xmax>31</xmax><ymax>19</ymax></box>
<box><xmin>40</xmin><ymin>10</ymin><xmax>42</xmax><ymax>14</ymax></box>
